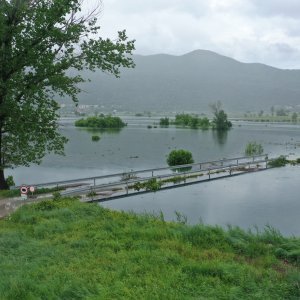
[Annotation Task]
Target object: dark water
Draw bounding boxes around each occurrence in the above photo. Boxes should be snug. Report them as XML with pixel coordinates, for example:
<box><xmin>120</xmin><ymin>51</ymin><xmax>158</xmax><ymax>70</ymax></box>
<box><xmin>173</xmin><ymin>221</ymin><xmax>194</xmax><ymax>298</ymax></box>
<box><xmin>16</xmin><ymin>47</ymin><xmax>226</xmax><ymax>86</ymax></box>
<box><xmin>8</xmin><ymin>118</ymin><xmax>300</xmax><ymax>235</ymax></box>
<box><xmin>101</xmin><ymin>166</ymin><xmax>300</xmax><ymax>236</ymax></box>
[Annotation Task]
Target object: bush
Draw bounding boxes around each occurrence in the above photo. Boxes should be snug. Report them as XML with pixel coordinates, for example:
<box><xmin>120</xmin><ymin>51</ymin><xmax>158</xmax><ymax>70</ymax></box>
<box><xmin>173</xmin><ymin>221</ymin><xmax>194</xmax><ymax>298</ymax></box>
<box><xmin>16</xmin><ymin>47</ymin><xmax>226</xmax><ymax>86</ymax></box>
<box><xmin>159</xmin><ymin>117</ymin><xmax>169</xmax><ymax>126</ymax></box>
<box><xmin>173</xmin><ymin>114</ymin><xmax>211</xmax><ymax>129</ymax></box>
<box><xmin>91</xmin><ymin>135</ymin><xmax>100</xmax><ymax>141</ymax></box>
<box><xmin>6</xmin><ymin>175</ymin><xmax>15</xmax><ymax>187</ymax></box>
<box><xmin>75</xmin><ymin>115</ymin><xmax>126</xmax><ymax>129</ymax></box>
<box><xmin>245</xmin><ymin>142</ymin><xmax>264</xmax><ymax>156</ymax></box>
<box><xmin>167</xmin><ymin>149</ymin><xmax>194</xmax><ymax>166</ymax></box>
<box><xmin>268</xmin><ymin>156</ymin><xmax>288</xmax><ymax>167</ymax></box>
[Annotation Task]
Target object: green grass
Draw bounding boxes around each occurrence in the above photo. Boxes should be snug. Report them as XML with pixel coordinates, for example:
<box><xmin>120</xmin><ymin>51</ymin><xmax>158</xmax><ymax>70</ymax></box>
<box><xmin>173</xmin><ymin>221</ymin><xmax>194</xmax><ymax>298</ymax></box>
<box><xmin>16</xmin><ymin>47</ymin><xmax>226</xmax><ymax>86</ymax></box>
<box><xmin>0</xmin><ymin>198</ymin><xmax>299</xmax><ymax>299</ymax></box>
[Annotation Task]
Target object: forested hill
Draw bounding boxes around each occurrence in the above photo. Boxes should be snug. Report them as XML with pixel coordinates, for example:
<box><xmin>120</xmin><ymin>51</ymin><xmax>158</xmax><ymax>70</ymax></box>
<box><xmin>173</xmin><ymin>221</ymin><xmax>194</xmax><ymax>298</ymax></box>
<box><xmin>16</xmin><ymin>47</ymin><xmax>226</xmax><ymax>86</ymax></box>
<box><xmin>72</xmin><ymin>50</ymin><xmax>300</xmax><ymax>112</ymax></box>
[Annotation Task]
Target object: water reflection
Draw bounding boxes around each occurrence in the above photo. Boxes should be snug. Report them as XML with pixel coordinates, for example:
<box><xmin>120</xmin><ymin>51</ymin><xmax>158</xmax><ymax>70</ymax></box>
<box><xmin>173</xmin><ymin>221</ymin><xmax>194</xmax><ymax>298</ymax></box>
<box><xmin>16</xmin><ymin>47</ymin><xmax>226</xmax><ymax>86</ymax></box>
<box><xmin>212</xmin><ymin>129</ymin><xmax>228</xmax><ymax>146</ymax></box>
<box><xmin>77</xmin><ymin>127</ymin><xmax>122</xmax><ymax>134</ymax></box>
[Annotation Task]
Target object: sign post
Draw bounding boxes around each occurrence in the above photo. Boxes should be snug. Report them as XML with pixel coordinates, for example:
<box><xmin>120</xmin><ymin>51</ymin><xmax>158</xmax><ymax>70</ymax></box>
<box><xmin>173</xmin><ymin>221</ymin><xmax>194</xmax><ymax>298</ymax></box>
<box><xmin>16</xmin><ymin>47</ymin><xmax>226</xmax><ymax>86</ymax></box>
<box><xmin>29</xmin><ymin>186</ymin><xmax>35</xmax><ymax>197</ymax></box>
<box><xmin>20</xmin><ymin>185</ymin><xmax>28</xmax><ymax>200</ymax></box>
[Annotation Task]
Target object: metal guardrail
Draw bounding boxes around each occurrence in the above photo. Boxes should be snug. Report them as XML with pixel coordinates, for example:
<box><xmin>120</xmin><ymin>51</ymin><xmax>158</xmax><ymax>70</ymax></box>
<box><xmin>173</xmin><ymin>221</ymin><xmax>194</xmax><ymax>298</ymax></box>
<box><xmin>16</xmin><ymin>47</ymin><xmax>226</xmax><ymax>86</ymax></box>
<box><xmin>15</xmin><ymin>154</ymin><xmax>267</xmax><ymax>190</ymax></box>
<box><xmin>60</xmin><ymin>157</ymin><xmax>268</xmax><ymax>197</ymax></box>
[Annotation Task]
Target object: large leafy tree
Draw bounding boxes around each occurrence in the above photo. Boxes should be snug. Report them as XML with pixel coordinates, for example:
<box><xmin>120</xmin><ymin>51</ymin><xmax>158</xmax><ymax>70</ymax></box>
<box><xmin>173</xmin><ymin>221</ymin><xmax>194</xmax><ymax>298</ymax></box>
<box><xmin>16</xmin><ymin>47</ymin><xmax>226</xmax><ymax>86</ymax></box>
<box><xmin>210</xmin><ymin>101</ymin><xmax>232</xmax><ymax>130</ymax></box>
<box><xmin>0</xmin><ymin>0</ymin><xmax>135</xmax><ymax>189</ymax></box>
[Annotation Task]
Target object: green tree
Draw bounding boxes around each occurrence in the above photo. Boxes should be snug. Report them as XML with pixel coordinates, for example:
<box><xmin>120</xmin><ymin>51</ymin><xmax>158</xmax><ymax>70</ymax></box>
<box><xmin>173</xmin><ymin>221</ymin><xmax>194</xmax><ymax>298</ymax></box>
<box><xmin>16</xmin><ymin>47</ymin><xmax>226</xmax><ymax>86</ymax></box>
<box><xmin>291</xmin><ymin>112</ymin><xmax>298</xmax><ymax>123</ymax></box>
<box><xmin>159</xmin><ymin>117</ymin><xmax>169</xmax><ymax>126</ymax></box>
<box><xmin>167</xmin><ymin>149</ymin><xmax>194</xmax><ymax>166</ymax></box>
<box><xmin>210</xmin><ymin>101</ymin><xmax>232</xmax><ymax>130</ymax></box>
<box><xmin>0</xmin><ymin>0</ymin><xmax>135</xmax><ymax>189</ymax></box>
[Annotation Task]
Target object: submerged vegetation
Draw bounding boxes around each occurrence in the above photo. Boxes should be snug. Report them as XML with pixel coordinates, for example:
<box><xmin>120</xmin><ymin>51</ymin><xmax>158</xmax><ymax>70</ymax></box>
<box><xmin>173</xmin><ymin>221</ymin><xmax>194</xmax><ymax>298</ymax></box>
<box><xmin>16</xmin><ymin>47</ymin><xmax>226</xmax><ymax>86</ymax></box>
<box><xmin>171</xmin><ymin>114</ymin><xmax>210</xmax><ymax>129</ymax></box>
<box><xmin>268</xmin><ymin>155</ymin><xmax>289</xmax><ymax>168</ymax></box>
<box><xmin>0</xmin><ymin>198</ymin><xmax>299</xmax><ymax>299</ymax></box>
<box><xmin>75</xmin><ymin>115</ymin><xmax>126</xmax><ymax>129</ymax></box>
<box><xmin>167</xmin><ymin>149</ymin><xmax>194</xmax><ymax>167</ymax></box>
<box><xmin>245</xmin><ymin>142</ymin><xmax>264</xmax><ymax>156</ymax></box>
<box><xmin>91</xmin><ymin>135</ymin><xmax>100</xmax><ymax>142</ymax></box>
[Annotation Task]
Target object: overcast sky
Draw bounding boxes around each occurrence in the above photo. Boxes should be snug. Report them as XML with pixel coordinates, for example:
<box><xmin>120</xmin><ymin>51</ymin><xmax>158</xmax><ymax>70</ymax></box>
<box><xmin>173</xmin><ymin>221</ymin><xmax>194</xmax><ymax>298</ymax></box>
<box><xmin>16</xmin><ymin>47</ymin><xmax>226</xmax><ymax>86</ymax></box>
<box><xmin>88</xmin><ymin>0</ymin><xmax>300</xmax><ymax>69</ymax></box>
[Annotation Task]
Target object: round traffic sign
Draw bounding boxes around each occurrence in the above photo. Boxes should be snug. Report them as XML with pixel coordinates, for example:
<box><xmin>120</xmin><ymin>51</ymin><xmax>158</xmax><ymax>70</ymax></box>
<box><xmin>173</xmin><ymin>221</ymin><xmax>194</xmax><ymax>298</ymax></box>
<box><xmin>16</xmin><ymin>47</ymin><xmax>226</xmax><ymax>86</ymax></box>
<box><xmin>20</xmin><ymin>186</ymin><xmax>28</xmax><ymax>194</ymax></box>
<box><xmin>29</xmin><ymin>186</ymin><xmax>35</xmax><ymax>193</ymax></box>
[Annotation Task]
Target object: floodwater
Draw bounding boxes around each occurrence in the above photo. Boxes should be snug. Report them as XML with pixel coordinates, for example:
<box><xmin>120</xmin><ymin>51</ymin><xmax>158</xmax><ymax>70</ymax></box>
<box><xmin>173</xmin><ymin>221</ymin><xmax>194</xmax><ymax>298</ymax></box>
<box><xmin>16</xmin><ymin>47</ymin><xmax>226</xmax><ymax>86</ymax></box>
<box><xmin>9</xmin><ymin>117</ymin><xmax>300</xmax><ymax>235</ymax></box>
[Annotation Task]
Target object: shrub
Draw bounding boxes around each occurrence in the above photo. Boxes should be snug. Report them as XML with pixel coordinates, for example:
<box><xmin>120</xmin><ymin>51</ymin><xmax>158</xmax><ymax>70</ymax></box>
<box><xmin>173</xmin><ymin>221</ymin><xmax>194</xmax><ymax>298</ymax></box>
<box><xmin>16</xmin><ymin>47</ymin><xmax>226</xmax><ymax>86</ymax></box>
<box><xmin>245</xmin><ymin>142</ymin><xmax>264</xmax><ymax>156</ymax></box>
<box><xmin>91</xmin><ymin>135</ymin><xmax>100</xmax><ymax>141</ymax></box>
<box><xmin>52</xmin><ymin>191</ymin><xmax>62</xmax><ymax>201</ymax></box>
<box><xmin>167</xmin><ymin>149</ymin><xmax>194</xmax><ymax>167</ymax></box>
<box><xmin>5</xmin><ymin>175</ymin><xmax>15</xmax><ymax>187</ymax></box>
<box><xmin>75</xmin><ymin>115</ymin><xmax>126</xmax><ymax>129</ymax></box>
<box><xmin>268</xmin><ymin>156</ymin><xmax>288</xmax><ymax>168</ymax></box>
<box><xmin>159</xmin><ymin>117</ymin><xmax>169</xmax><ymax>126</ymax></box>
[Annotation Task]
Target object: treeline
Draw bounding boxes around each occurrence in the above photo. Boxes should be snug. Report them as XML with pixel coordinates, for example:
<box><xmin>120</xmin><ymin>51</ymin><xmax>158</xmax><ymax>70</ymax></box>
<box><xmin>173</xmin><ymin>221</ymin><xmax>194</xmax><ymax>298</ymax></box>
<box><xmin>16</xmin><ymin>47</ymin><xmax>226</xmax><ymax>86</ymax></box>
<box><xmin>75</xmin><ymin>115</ymin><xmax>126</xmax><ymax>128</ymax></box>
<box><xmin>160</xmin><ymin>114</ymin><xmax>210</xmax><ymax>129</ymax></box>
<box><xmin>160</xmin><ymin>112</ymin><xmax>231</xmax><ymax>130</ymax></box>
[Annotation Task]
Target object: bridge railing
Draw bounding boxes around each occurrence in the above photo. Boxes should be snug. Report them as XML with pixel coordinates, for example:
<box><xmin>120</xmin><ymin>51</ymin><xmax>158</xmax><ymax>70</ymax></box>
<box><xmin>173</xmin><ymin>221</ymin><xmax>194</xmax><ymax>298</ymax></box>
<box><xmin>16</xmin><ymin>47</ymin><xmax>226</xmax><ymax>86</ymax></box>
<box><xmin>60</xmin><ymin>157</ymin><xmax>268</xmax><ymax>197</ymax></box>
<box><xmin>14</xmin><ymin>154</ymin><xmax>267</xmax><ymax>191</ymax></box>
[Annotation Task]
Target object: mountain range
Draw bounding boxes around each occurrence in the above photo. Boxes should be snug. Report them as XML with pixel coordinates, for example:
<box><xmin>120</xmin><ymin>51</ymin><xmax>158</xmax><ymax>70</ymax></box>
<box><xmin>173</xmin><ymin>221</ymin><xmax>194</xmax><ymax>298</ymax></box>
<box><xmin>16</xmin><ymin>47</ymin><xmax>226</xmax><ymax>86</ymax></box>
<box><xmin>71</xmin><ymin>50</ymin><xmax>300</xmax><ymax>113</ymax></box>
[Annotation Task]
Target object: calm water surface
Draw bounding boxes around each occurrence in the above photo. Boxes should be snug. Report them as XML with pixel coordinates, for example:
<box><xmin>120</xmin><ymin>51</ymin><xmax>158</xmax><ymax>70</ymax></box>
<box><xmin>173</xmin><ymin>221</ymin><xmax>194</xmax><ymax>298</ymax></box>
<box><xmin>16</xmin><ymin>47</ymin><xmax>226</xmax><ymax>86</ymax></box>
<box><xmin>9</xmin><ymin>118</ymin><xmax>300</xmax><ymax>235</ymax></box>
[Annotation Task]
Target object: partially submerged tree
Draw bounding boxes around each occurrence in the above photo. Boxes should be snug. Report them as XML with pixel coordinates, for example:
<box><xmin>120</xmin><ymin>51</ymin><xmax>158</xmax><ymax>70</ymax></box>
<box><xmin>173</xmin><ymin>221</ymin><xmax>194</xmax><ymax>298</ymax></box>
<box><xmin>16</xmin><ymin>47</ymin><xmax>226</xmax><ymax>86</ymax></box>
<box><xmin>210</xmin><ymin>101</ymin><xmax>232</xmax><ymax>130</ymax></box>
<box><xmin>0</xmin><ymin>0</ymin><xmax>135</xmax><ymax>189</ymax></box>
<box><xmin>167</xmin><ymin>149</ymin><xmax>194</xmax><ymax>166</ymax></box>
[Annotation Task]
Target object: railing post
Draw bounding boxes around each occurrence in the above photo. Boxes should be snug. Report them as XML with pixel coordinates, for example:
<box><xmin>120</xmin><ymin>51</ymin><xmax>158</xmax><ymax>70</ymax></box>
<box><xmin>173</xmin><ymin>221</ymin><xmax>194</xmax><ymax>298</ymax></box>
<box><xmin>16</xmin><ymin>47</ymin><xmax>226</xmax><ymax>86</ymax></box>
<box><xmin>152</xmin><ymin>170</ymin><xmax>154</xmax><ymax>177</ymax></box>
<box><xmin>126</xmin><ymin>182</ymin><xmax>128</xmax><ymax>195</ymax></box>
<box><xmin>93</xmin><ymin>178</ymin><xmax>96</xmax><ymax>186</ymax></box>
<box><xmin>208</xmin><ymin>170</ymin><xmax>211</xmax><ymax>180</ymax></box>
<box><xmin>199</xmin><ymin>163</ymin><xmax>201</xmax><ymax>170</ymax></box>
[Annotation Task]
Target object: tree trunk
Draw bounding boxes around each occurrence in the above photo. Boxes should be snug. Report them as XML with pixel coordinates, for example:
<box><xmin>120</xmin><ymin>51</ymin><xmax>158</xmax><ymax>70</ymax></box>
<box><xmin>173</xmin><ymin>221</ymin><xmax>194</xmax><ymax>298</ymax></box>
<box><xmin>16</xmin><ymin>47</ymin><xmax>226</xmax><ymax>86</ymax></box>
<box><xmin>0</xmin><ymin>169</ymin><xmax>9</xmax><ymax>190</ymax></box>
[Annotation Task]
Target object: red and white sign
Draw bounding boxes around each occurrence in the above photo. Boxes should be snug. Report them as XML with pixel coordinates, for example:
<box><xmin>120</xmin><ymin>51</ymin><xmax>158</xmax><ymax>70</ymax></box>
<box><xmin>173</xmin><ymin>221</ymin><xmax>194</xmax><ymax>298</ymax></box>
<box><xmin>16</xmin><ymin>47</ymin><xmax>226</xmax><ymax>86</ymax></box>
<box><xmin>29</xmin><ymin>186</ymin><xmax>35</xmax><ymax>193</ymax></box>
<box><xmin>20</xmin><ymin>186</ymin><xmax>28</xmax><ymax>194</ymax></box>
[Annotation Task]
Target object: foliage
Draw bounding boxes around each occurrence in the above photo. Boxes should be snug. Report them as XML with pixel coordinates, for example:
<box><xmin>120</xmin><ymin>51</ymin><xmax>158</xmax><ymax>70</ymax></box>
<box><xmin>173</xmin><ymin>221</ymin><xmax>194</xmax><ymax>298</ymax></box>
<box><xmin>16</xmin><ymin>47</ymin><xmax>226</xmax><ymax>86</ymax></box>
<box><xmin>0</xmin><ymin>199</ymin><xmax>299</xmax><ymax>299</ymax></box>
<box><xmin>75</xmin><ymin>115</ymin><xmax>126</xmax><ymax>129</ymax></box>
<box><xmin>91</xmin><ymin>135</ymin><xmax>100</xmax><ymax>141</ymax></box>
<box><xmin>87</xmin><ymin>190</ymin><xmax>97</xmax><ymax>197</ymax></box>
<box><xmin>210</xmin><ymin>101</ymin><xmax>232</xmax><ymax>130</ymax></box>
<box><xmin>173</xmin><ymin>114</ymin><xmax>210</xmax><ymax>129</ymax></box>
<box><xmin>167</xmin><ymin>149</ymin><xmax>194</xmax><ymax>167</ymax></box>
<box><xmin>159</xmin><ymin>117</ymin><xmax>169</xmax><ymax>126</ymax></box>
<box><xmin>268</xmin><ymin>156</ymin><xmax>289</xmax><ymax>168</ymax></box>
<box><xmin>132</xmin><ymin>178</ymin><xmax>162</xmax><ymax>192</ymax></box>
<box><xmin>5</xmin><ymin>176</ymin><xmax>15</xmax><ymax>187</ymax></box>
<box><xmin>245</xmin><ymin>142</ymin><xmax>264</xmax><ymax>156</ymax></box>
<box><xmin>52</xmin><ymin>191</ymin><xmax>62</xmax><ymax>201</ymax></box>
<box><xmin>0</xmin><ymin>0</ymin><xmax>135</xmax><ymax>189</ymax></box>
<box><xmin>292</xmin><ymin>112</ymin><xmax>298</xmax><ymax>123</ymax></box>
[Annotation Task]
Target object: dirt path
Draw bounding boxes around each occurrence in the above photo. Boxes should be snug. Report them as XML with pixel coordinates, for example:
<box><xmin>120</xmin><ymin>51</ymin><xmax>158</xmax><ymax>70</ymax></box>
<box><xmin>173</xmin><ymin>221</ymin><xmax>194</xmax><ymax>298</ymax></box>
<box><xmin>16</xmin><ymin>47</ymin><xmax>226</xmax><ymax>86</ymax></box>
<box><xmin>0</xmin><ymin>196</ymin><xmax>51</xmax><ymax>219</ymax></box>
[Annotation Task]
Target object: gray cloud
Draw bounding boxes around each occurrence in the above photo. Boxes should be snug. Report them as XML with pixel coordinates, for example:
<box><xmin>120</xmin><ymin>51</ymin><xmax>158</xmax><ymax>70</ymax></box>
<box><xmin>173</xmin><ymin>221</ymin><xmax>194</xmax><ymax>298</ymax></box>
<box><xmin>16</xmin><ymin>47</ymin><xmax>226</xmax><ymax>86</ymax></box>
<box><xmin>251</xmin><ymin>0</ymin><xmax>300</xmax><ymax>19</ymax></box>
<box><xmin>91</xmin><ymin>0</ymin><xmax>300</xmax><ymax>69</ymax></box>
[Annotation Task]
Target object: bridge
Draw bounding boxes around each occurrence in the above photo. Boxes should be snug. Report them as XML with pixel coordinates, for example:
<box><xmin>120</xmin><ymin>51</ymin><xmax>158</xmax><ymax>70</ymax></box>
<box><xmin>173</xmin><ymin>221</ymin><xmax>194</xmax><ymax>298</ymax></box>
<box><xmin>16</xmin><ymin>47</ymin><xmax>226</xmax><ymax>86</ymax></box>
<box><xmin>17</xmin><ymin>154</ymin><xmax>270</xmax><ymax>202</ymax></box>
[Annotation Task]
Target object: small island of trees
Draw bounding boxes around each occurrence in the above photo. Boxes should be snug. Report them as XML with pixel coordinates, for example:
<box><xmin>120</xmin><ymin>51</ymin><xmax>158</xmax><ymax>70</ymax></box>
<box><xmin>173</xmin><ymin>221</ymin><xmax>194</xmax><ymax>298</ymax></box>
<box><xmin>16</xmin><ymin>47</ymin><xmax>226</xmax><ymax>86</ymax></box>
<box><xmin>75</xmin><ymin>115</ymin><xmax>126</xmax><ymax>129</ymax></box>
<box><xmin>159</xmin><ymin>102</ymin><xmax>232</xmax><ymax>130</ymax></box>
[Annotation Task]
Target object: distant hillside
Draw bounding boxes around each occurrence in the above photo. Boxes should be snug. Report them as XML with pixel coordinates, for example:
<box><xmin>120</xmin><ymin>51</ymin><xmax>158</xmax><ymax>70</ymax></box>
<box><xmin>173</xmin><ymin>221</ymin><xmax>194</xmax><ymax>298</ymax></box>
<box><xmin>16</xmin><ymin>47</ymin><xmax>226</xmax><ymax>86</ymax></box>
<box><xmin>69</xmin><ymin>50</ymin><xmax>300</xmax><ymax>112</ymax></box>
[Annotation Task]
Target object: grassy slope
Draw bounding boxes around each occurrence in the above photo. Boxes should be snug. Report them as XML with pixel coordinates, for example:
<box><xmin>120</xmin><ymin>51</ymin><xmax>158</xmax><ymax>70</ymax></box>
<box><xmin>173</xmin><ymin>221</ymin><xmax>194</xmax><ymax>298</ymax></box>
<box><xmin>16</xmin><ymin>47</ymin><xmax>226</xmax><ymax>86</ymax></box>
<box><xmin>0</xmin><ymin>198</ymin><xmax>299</xmax><ymax>299</ymax></box>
